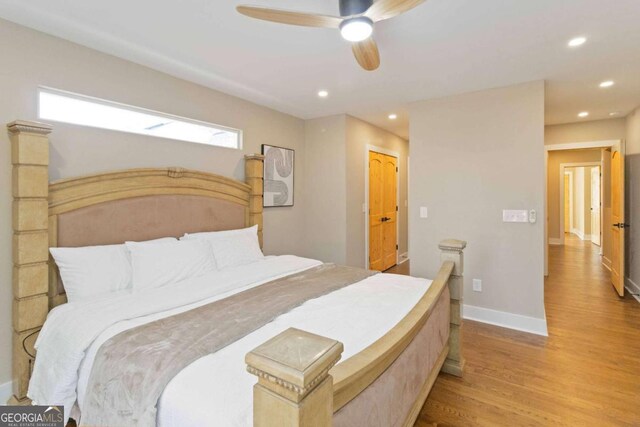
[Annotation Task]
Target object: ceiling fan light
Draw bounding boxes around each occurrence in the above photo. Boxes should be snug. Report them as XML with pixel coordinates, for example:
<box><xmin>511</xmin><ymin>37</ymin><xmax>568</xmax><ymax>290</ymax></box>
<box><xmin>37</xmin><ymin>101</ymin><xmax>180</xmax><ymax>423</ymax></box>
<box><xmin>340</xmin><ymin>17</ymin><xmax>373</xmax><ymax>42</ymax></box>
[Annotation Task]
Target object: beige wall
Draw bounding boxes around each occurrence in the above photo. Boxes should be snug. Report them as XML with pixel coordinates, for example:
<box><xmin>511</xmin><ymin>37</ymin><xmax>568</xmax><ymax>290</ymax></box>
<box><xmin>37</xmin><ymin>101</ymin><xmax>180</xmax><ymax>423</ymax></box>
<box><xmin>545</xmin><ymin>118</ymin><xmax>626</xmax><ymax>145</ymax></box>
<box><xmin>303</xmin><ymin>115</ymin><xmax>347</xmax><ymax>264</ymax></box>
<box><xmin>547</xmin><ymin>150</ymin><xmax>601</xmax><ymax>241</ymax></box>
<box><xmin>345</xmin><ymin>115</ymin><xmax>409</xmax><ymax>268</ymax></box>
<box><xmin>409</xmin><ymin>81</ymin><xmax>546</xmax><ymax>320</ymax></box>
<box><xmin>626</xmin><ymin>107</ymin><xmax>640</xmax><ymax>289</ymax></box>
<box><xmin>0</xmin><ymin>19</ymin><xmax>307</xmax><ymax>386</ymax></box>
<box><xmin>303</xmin><ymin>114</ymin><xmax>409</xmax><ymax>268</ymax></box>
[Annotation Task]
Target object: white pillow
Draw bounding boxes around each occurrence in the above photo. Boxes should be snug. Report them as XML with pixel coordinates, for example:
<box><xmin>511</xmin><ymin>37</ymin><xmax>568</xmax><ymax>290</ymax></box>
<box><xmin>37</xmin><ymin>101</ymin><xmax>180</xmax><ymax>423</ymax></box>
<box><xmin>181</xmin><ymin>225</ymin><xmax>264</xmax><ymax>269</ymax></box>
<box><xmin>50</xmin><ymin>244</ymin><xmax>132</xmax><ymax>303</ymax></box>
<box><xmin>50</xmin><ymin>237</ymin><xmax>178</xmax><ymax>303</ymax></box>
<box><xmin>207</xmin><ymin>233</ymin><xmax>265</xmax><ymax>269</ymax></box>
<box><xmin>126</xmin><ymin>239</ymin><xmax>216</xmax><ymax>290</ymax></box>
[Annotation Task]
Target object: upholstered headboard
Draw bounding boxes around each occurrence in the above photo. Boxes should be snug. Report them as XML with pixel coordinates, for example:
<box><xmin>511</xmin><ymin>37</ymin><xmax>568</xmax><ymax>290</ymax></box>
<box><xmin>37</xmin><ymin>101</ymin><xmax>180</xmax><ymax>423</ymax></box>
<box><xmin>8</xmin><ymin>120</ymin><xmax>265</xmax><ymax>403</ymax></box>
<box><xmin>47</xmin><ymin>167</ymin><xmax>262</xmax><ymax>306</ymax></box>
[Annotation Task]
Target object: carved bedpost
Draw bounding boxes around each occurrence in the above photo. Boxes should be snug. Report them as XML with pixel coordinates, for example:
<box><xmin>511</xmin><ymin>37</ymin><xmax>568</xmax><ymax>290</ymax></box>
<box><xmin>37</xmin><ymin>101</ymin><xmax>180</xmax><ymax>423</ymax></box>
<box><xmin>7</xmin><ymin>120</ymin><xmax>52</xmax><ymax>404</ymax></box>
<box><xmin>246</xmin><ymin>328</ymin><xmax>343</xmax><ymax>427</ymax></box>
<box><xmin>245</xmin><ymin>154</ymin><xmax>264</xmax><ymax>248</ymax></box>
<box><xmin>439</xmin><ymin>239</ymin><xmax>467</xmax><ymax>377</ymax></box>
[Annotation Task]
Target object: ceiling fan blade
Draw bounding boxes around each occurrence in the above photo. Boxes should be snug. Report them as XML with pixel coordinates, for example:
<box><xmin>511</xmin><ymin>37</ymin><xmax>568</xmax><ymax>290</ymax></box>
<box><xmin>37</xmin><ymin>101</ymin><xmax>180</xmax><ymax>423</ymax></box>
<box><xmin>236</xmin><ymin>5</ymin><xmax>343</xmax><ymax>28</ymax></box>
<box><xmin>352</xmin><ymin>38</ymin><xmax>380</xmax><ymax>71</ymax></box>
<box><xmin>365</xmin><ymin>0</ymin><xmax>425</xmax><ymax>22</ymax></box>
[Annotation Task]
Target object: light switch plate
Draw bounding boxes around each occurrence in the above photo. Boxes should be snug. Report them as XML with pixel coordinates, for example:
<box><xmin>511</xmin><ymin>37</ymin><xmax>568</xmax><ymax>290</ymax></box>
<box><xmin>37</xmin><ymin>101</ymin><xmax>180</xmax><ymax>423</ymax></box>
<box><xmin>420</xmin><ymin>207</ymin><xmax>428</xmax><ymax>218</ymax></box>
<box><xmin>472</xmin><ymin>279</ymin><xmax>482</xmax><ymax>292</ymax></box>
<box><xmin>502</xmin><ymin>209</ymin><xmax>528</xmax><ymax>223</ymax></box>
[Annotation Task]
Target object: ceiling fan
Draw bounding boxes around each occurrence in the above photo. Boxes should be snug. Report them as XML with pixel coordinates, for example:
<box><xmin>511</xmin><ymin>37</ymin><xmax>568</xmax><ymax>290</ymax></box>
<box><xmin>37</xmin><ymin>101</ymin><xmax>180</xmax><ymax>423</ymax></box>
<box><xmin>236</xmin><ymin>0</ymin><xmax>425</xmax><ymax>71</ymax></box>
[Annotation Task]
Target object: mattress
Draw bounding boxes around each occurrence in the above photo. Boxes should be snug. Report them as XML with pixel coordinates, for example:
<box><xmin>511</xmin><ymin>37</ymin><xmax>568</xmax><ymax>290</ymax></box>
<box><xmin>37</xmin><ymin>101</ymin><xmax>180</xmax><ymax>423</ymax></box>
<box><xmin>29</xmin><ymin>255</ymin><xmax>431</xmax><ymax>426</ymax></box>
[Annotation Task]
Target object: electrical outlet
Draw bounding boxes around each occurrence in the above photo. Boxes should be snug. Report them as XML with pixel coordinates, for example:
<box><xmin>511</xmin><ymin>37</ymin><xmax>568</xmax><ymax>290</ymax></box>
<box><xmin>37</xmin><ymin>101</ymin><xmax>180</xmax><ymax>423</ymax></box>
<box><xmin>472</xmin><ymin>279</ymin><xmax>482</xmax><ymax>292</ymax></box>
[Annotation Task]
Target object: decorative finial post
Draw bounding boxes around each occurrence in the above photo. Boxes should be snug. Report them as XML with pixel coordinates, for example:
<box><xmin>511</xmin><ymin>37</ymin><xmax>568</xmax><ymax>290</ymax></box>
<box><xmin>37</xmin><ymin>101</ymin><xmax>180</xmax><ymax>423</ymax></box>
<box><xmin>246</xmin><ymin>328</ymin><xmax>343</xmax><ymax>426</ymax></box>
<box><xmin>7</xmin><ymin>120</ymin><xmax>52</xmax><ymax>404</ymax></box>
<box><xmin>245</xmin><ymin>154</ymin><xmax>264</xmax><ymax>248</ymax></box>
<box><xmin>438</xmin><ymin>239</ymin><xmax>467</xmax><ymax>377</ymax></box>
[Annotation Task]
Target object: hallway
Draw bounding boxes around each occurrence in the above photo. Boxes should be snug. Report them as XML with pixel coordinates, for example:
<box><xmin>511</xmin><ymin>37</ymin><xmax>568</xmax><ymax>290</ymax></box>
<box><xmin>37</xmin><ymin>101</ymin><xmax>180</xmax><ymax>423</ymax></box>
<box><xmin>416</xmin><ymin>234</ymin><xmax>640</xmax><ymax>426</ymax></box>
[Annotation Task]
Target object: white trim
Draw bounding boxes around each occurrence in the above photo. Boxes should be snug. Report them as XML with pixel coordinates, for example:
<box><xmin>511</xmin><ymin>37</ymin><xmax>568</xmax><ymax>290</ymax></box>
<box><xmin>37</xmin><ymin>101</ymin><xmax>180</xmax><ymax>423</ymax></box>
<box><xmin>0</xmin><ymin>380</ymin><xmax>13</xmax><ymax>404</ymax></box>
<box><xmin>364</xmin><ymin>145</ymin><xmax>400</xmax><ymax>268</ymax></box>
<box><xmin>545</xmin><ymin>140</ymin><xmax>619</xmax><ymax>151</ymax></box>
<box><xmin>549</xmin><ymin>237</ymin><xmax>563</xmax><ymax>245</ymax></box>
<box><xmin>570</xmin><ymin>228</ymin><xmax>590</xmax><ymax>241</ymax></box>
<box><xmin>625</xmin><ymin>277</ymin><xmax>640</xmax><ymax>303</ymax></box>
<box><xmin>463</xmin><ymin>304</ymin><xmax>549</xmax><ymax>336</ymax></box>
<box><xmin>398</xmin><ymin>252</ymin><xmax>409</xmax><ymax>264</ymax></box>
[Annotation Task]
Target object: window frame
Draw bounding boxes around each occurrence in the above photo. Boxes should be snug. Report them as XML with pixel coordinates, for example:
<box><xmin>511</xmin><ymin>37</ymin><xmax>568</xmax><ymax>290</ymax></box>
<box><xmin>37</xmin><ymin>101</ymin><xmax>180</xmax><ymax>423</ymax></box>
<box><xmin>37</xmin><ymin>87</ymin><xmax>243</xmax><ymax>150</ymax></box>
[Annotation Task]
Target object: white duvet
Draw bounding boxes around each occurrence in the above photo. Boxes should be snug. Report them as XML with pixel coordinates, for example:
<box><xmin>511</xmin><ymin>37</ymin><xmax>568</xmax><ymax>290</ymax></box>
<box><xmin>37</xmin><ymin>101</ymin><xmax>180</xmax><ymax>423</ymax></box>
<box><xmin>29</xmin><ymin>256</ymin><xmax>431</xmax><ymax>426</ymax></box>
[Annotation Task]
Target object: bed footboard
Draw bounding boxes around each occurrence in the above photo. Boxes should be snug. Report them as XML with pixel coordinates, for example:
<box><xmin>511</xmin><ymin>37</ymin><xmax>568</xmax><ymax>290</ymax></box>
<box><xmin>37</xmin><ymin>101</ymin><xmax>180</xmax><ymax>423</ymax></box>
<box><xmin>246</xmin><ymin>239</ymin><xmax>466</xmax><ymax>426</ymax></box>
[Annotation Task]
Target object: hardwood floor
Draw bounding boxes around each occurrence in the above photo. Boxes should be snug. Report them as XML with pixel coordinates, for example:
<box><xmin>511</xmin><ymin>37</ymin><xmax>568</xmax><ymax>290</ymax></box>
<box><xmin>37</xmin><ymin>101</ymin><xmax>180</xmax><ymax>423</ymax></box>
<box><xmin>386</xmin><ymin>260</ymin><xmax>410</xmax><ymax>275</ymax></box>
<box><xmin>413</xmin><ymin>235</ymin><xmax>640</xmax><ymax>426</ymax></box>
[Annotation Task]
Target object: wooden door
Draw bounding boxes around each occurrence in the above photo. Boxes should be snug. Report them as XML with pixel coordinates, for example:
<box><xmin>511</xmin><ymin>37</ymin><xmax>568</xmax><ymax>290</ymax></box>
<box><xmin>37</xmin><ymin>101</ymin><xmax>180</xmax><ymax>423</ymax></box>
<box><xmin>611</xmin><ymin>147</ymin><xmax>625</xmax><ymax>296</ymax></box>
<box><xmin>369</xmin><ymin>151</ymin><xmax>397</xmax><ymax>271</ymax></box>
<box><xmin>591</xmin><ymin>167</ymin><xmax>601</xmax><ymax>246</ymax></box>
<box><xmin>564</xmin><ymin>174</ymin><xmax>570</xmax><ymax>232</ymax></box>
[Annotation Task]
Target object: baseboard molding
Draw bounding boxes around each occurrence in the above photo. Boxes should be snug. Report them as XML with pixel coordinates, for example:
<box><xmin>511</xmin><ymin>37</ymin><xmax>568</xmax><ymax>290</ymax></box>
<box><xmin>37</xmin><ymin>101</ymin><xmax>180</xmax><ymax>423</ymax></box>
<box><xmin>548</xmin><ymin>238</ymin><xmax>563</xmax><ymax>245</ymax></box>
<box><xmin>570</xmin><ymin>228</ymin><xmax>590</xmax><ymax>241</ymax></box>
<box><xmin>463</xmin><ymin>304</ymin><xmax>548</xmax><ymax>337</ymax></box>
<box><xmin>602</xmin><ymin>256</ymin><xmax>612</xmax><ymax>272</ymax></box>
<box><xmin>625</xmin><ymin>277</ymin><xmax>640</xmax><ymax>303</ymax></box>
<box><xmin>398</xmin><ymin>253</ymin><xmax>409</xmax><ymax>264</ymax></box>
<box><xmin>0</xmin><ymin>380</ymin><xmax>13</xmax><ymax>405</ymax></box>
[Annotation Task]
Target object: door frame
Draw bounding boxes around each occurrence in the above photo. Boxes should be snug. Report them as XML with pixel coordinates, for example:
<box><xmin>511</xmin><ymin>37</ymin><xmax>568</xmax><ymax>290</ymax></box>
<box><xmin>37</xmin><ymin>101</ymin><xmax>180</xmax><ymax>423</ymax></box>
<box><xmin>544</xmin><ymin>139</ymin><xmax>621</xmax><ymax>276</ymax></box>
<box><xmin>364</xmin><ymin>145</ymin><xmax>400</xmax><ymax>269</ymax></box>
<box><xmin>559</xmin><ymin>162</ymin><xmax>601</xmax><ymax>245</ymax></box>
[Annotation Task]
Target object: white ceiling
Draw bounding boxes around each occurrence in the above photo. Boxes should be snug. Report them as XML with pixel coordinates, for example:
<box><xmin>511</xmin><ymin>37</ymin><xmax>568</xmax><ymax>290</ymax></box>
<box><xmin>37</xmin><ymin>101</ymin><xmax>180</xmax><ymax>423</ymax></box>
<box><xmin>1</xmin><ymin>0</ymin><xmax>639</xmax><ymax>139</ymax></box>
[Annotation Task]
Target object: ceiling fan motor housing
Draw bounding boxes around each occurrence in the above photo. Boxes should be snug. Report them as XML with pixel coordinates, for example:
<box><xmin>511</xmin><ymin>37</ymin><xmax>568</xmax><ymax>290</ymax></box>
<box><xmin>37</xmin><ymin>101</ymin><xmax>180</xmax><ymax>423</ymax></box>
<box><xmin>339</xmin><ymin>0</ymin><xmax>373</xmax><ymax>16</ymax></box>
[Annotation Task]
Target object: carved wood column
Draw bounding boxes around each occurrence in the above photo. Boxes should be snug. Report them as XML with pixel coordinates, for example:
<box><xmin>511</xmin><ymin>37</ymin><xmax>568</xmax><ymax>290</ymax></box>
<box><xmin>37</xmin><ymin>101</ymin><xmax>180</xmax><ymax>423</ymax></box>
<box><xmin>246</xmin><ymin>328</ymin><xmax>343</xmax><ymax>427</ymax></box>
<box><xmin>245</xmin><ymin>154</ymin><xmax>264</xmax><ymax>247</ymax></box>
<box><xmin>8</xmin><ymin>120</ymin><xmax>52</xmax><ymax>403</ymax></box>
<box><xmin>439</xmin><ymin>239</ymin><xmax>467</xmax><ymax>377</ymax></box>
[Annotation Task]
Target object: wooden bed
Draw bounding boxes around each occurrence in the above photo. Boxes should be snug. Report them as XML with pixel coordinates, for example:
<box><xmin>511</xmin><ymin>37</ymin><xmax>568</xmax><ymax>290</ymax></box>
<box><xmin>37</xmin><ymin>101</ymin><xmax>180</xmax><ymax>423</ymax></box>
<box><xmin>8</xmin><ymin>120</ymin><xmax>466</xmax><ymax>426</ymax></box>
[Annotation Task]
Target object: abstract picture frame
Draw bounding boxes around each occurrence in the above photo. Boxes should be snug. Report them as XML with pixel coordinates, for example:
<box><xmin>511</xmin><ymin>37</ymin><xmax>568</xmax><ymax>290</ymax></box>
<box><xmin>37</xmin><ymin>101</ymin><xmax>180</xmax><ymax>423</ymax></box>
<box><xmin>261</xmin><ymin>144</ymin><xmax>294</xmax><ymax>207</ymax></box>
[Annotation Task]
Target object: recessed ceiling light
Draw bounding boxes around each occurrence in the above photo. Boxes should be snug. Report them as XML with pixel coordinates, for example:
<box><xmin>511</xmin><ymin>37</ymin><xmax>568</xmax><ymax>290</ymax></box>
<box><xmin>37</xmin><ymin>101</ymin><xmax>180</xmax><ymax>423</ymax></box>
<box><xmin>568</xmin><ymin>37</ymin><xmax>587</xmax><ymax>47</ymax></box>
<box><xmin>599</xmin><ymin>80</ymin><xmax>615</xmax><ymax>88</ymax></box>
<box><xmin>578</xmin><ymin>111</ymin><xmax>589</xmax><ymax>118</ymax></box>
<box><xmin>609</xmin><ymin>112</ymin><xmax>620</xmax><ymax>116</ymax></box>
<box><xmin>388</xmin><ymin>114</ymin><xmax>397</xmax><ymax>120</ymax></box>
<box><xmin>317</xmin><ymin>90</ymin><xmax>328</xmax><ymax>98</ymax></box>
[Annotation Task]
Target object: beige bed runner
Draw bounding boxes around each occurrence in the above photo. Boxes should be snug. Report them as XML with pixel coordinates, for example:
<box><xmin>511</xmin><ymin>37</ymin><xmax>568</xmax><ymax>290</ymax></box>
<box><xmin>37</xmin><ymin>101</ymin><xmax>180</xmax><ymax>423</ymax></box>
<box><xmin>80</xmin><ymin>264</ymin><xmax>376</xmax><ymax>427</ymax></box>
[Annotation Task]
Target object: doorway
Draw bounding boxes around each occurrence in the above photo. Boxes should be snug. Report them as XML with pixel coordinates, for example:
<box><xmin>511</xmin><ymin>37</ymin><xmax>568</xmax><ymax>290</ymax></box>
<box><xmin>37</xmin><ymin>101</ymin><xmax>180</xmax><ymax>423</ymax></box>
<box><xmin>367</xmin><ymin>148</ymin><xmax>398</xmax><ymax>271</ymax></box>
<box><xmin>545</xmin><ymin>140</ymin><xmax>626</xmax><ymax>296</ymax></box>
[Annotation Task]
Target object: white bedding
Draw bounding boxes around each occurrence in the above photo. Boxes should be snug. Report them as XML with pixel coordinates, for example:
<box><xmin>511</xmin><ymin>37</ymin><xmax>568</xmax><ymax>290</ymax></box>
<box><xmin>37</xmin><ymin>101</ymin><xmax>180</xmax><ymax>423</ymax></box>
<box><xmin>29</xmin><ymin>256</ymin><xmax>431</xmax><ymax>426</ymax></box>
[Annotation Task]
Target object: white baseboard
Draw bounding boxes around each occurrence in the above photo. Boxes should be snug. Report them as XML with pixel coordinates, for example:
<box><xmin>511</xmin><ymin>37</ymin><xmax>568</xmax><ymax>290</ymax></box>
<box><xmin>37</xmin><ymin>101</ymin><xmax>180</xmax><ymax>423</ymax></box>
<box><xmin>398</xmin><ymin>253</ymin><xmax>409</xmax><ymax>264</ymax></box>
<box><xmin>548</xmin><ymin>238</ymin><xmax>563</xmax><ymax>245</ymax></box>
<box><xmin>463</xmin><ymin>304</ymin><xmax>548</xmax><ymax>336</ymax></box>
<box><xmin>570</xmin><ymin>228</ymin><xmax>590</xmax><ymax>241</ymax></box>
<box><xmin>625</xmin><ymin>277</ymin><xmax>640</xmax><ymax>303</ymax></box>
<box><xmin>0</xmin><ymin>380</ymin><xmax>13</xmax><ymax>405</ymax></box>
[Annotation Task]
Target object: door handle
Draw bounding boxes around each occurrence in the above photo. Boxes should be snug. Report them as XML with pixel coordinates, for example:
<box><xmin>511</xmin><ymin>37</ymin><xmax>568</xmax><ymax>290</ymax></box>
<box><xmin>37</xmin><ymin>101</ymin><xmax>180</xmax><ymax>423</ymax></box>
<box><xmin>613</xmin><ymin>223</ymin><xmax>630</xmax><ymax>228</ymax></box>
<box><xmin>381</xmin><ymin>217</ymin><xmax>391</xmax><ymax>222</ymax></box>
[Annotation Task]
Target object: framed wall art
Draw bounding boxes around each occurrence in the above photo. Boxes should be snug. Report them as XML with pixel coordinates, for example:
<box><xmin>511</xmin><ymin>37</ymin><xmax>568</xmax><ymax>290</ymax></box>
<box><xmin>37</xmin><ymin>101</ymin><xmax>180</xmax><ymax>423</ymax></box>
<box><xmin>261</xmin><ymin>144</ymin><xmax>294</xmax><ymax>207</ymax></box>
